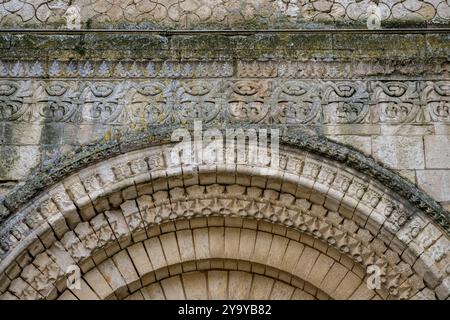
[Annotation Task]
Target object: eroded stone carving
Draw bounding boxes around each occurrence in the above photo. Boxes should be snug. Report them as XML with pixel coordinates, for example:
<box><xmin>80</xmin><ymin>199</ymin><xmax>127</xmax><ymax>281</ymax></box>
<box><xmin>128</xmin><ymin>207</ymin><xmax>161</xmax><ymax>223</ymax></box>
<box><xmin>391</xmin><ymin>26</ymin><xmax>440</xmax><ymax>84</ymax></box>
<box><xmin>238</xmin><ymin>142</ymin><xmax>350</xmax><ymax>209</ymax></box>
<box><xmin>2</xmin><ymin>78</ymin><xmax>449</xmax><ymax>125</ymax></box>
<box><xmin>2</xmin><ymin>183</ymin><xmax>428</xmax><ymax>299</ymax></box>
<box><xmin>2</xmin><ymin>0</ymin><xmax>447</xmax><ymax>29</ymax></box>
<box><xmin>0</xmin><ymin>140</ymin><xmax>448</xmax><ymax>300</ymax></box>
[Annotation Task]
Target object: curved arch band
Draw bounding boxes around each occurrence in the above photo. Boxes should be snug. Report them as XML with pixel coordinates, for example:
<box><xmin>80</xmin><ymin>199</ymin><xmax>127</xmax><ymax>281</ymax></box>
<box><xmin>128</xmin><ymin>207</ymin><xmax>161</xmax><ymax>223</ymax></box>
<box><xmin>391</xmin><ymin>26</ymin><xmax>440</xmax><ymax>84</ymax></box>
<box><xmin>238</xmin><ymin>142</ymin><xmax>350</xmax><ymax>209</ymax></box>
<box><xmin>0</xmin><ymin>134</ymin><xmax>449</xmax><ymax>300</ymax></box>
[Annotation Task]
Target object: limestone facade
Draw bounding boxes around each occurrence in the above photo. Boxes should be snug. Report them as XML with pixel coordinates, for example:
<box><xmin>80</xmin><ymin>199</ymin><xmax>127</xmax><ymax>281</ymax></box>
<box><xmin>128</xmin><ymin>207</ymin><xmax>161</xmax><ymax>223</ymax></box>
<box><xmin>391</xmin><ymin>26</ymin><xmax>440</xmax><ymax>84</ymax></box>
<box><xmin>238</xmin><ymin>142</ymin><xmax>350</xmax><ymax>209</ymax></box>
<box><xmin>0</xmin><ymin>0</ymin><xmax>449</xmax><ymax>300</ymax></box>
<box><xmin>1</xmin><ymin>31</ymin><xmax>450</xmax><ymax>211</ymax></box>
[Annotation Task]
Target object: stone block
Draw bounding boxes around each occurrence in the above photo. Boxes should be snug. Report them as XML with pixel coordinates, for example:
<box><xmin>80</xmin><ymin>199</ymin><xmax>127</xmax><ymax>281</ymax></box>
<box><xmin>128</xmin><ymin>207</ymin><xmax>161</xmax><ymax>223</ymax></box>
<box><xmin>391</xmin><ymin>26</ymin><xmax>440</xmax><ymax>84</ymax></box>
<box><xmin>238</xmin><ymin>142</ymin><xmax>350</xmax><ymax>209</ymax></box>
<box><xmin>112</xmin><ymin>250</ymin><xmax>141</xmax><ymax>293</ymax></box>
<box><xmin>182</xmin><ymin>272</ymin><xmax>207</xmax><ymax>300</ymax></box>
<box><xmin>424</xmin><ymin>136</ymin><xmax>450</xmax><ymax>169</ymax></box>
<box><xmin>333</xmin><ymin>271</ymin><xmax>362</xmax><ymax>299</ymax></box>
<box><xmin>160</xmin><ymin>276</ymin><xmax>184</xmax><ymax>300</ymax></box>
<box><xmin>372</xmin><ymin>136</ymin><xmax>424</xmax><ymax>169</ymax></box>
<box><xmin>417</xmin><ymin>170</ymin><xmax>450</xmax><ymax>202</ymax></box>
<box><xmin>97</xmin><ymin>259</ymin><xmax>128</xmax><ymax>299</ymax></box>
<box><xmin>0</xmin><ymin>145</ymin><xmax>40</xmax><ymax>180</ymax></box>
<box><xmin>228</xmin><ymin>271</ymin><xmax>252</xmax><ymax>300</ymax></box>
<box><xmin>83</xmin><ymin>268</ymin><xmax>114</xmax><ymax>300</ymax></box>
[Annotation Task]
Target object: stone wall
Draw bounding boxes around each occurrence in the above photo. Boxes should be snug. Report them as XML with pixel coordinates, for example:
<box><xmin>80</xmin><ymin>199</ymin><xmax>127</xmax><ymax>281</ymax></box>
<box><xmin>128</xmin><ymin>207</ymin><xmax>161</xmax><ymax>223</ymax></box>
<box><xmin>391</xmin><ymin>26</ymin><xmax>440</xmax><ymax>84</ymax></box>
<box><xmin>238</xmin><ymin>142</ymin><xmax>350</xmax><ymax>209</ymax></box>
<box><xmin>0</xmin><ymin>1</ymin><xmax>449</xmax><ymax>301</ymax></box>
<box><xmin>0</xmin><ymin>0</ymin><xmax>450</xmax><ymax>28</ymax></box>
<box><xmin>1</xmin><ymin>142</ymin><xmax>449</xmax><ymax>300</ymax></box>
<box><xmin>0</xmin><ymin>30</ymin><xmax>449</xmax><ymax>213</ymax></box>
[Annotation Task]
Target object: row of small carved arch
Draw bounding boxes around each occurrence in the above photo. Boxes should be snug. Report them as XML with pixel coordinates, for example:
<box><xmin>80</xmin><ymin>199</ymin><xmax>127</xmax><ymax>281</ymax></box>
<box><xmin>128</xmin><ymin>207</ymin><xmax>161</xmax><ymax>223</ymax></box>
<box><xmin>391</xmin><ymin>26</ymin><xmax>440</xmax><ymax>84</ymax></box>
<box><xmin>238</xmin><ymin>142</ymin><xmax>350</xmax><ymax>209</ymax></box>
<box><xmin>0</xmin><ymin>60</ymin><xmax>234</xmax><ymax>79</ymax></box>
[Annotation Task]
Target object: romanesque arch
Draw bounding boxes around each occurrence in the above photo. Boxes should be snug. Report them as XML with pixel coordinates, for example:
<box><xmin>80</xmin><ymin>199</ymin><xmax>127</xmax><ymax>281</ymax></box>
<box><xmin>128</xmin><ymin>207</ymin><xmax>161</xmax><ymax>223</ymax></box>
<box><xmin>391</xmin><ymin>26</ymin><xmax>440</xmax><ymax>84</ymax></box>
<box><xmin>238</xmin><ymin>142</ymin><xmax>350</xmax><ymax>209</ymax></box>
<box><xmin>0</xmin><ymin>0</ymin><xmax>450</xmax><ymax>302</ymax></box>
<box><xmin>0</xmin><ymin>132</ymin><xmax>448</xmax><ymax>300</ymax></box>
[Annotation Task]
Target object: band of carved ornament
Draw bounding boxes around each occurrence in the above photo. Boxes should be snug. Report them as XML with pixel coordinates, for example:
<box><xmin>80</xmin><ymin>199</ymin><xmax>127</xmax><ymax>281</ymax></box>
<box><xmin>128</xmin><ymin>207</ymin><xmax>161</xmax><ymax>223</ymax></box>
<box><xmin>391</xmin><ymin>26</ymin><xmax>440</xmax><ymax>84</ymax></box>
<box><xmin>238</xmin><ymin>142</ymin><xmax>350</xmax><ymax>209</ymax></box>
<box><xmin>0</xmin><ymin>0</ymin><xmax>449</xmax><ymax>27</ymax></box>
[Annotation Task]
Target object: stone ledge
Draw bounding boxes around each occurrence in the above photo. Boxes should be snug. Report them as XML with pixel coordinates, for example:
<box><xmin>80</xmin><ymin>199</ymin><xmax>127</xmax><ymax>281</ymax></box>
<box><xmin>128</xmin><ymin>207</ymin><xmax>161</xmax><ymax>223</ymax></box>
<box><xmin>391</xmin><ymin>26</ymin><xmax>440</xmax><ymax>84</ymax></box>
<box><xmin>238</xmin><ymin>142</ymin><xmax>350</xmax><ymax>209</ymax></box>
<box><xmin>0</xmin><ymin>32</ymin><xmax>448</xmax><ymax>61</ymax></box>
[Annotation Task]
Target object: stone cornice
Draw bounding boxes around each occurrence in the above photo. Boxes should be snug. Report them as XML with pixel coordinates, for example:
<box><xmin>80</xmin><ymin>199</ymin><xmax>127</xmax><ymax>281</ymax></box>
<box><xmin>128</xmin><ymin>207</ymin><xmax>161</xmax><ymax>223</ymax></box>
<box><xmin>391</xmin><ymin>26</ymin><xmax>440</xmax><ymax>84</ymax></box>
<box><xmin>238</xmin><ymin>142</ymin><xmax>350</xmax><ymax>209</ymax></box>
<box><xmin>0</xmin><ymin>31</ymin><xmax>449</xmax><ymax>62</ymax></box>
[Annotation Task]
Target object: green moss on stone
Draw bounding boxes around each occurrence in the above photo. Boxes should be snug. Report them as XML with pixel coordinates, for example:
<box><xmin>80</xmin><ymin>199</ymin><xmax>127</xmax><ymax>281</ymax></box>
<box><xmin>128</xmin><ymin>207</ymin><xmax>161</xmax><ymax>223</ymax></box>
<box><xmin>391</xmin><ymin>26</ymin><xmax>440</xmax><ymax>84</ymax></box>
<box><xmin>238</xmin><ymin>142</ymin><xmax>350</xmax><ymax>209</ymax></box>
<box><xmin>2</xmin><ymin>31</ymin><xmax>448</xmax><ymax>62</ymax></box>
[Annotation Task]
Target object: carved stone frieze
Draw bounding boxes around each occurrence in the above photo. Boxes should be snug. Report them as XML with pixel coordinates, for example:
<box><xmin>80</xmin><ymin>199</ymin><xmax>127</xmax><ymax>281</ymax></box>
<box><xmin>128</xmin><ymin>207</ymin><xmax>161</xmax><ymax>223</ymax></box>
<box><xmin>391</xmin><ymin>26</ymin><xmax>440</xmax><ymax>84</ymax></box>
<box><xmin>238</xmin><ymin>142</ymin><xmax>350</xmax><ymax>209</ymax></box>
<box><xmin>1</xmin><ymin>78</ymin><xmax>450</xmax><ymax>125</ymax></box>
<box><xmin>0</xmin><ymin>0</ymin><xmax>449</xmax><ymax>28</ymax></box>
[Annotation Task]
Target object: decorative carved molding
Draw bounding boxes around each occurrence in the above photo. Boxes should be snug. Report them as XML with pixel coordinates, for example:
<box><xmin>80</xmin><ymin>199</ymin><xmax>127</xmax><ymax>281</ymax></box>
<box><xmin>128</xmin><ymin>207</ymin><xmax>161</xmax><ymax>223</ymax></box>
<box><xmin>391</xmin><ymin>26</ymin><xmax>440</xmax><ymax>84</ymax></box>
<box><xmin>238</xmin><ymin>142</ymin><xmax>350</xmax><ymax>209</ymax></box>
<box><xmin>0</xmin><ymin>142</ymin><xmax>448</xmax><ymax>299</ymax></box>
<box><xmin>0</xmin><ymin>0</ymin><xmax>449</xmax><ymax>28</ymax></box>
<box><xmin>0</xmin><ymin>128</ymin><xmax>448</xmax><ymax>234</ymax></box>
<box><xmin>1</xmin><ymin>78</ymin><xmax>450</xmax><ymax>125</ymax></box>
<box><xmin>0</xmin><ymin>59</ymin><xmax>448</xmax><ymax>80</ymax></box>
<box><xmin>1</xmin><ymin>212</ymin><xmax>419</xmax><ymax>300</ymax></box>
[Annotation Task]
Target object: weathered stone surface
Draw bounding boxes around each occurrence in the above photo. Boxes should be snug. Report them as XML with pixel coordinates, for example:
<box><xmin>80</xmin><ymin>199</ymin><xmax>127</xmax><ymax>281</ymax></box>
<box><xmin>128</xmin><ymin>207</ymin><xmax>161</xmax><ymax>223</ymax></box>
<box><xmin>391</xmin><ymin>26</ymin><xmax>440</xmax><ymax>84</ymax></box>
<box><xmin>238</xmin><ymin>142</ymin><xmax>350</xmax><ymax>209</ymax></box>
<box><xmin>372</xmin><ymin>136</ymin><xmax>425</xmax><ymax>170</ymax></box>
<box><xmin>327</xmin><ymin>135</ymin><xmax>372</xmax><ymax>156</ymax></box>
<box><xmin>424</xmin><ymin>136</ymin><xmax>450</xmax><ymax>169</ymax></box>
<box><xmin>417</xmin><ymin>170</ymin><xmax>450</xmax><ymax>202</ymax></box>
<box><xmin>0</xmin><ymin>146</ymin><xmax>40</xmax><ymax>180</ymax></box>
<box><xmin>0</xmin><ymin>1</ymin><xmax>449</xmax><ymax>302</ymax></box>
<box><xmin>0</xmin><ymin>0</ymin><xmax>448</xmax><ymax>29</ymax></box>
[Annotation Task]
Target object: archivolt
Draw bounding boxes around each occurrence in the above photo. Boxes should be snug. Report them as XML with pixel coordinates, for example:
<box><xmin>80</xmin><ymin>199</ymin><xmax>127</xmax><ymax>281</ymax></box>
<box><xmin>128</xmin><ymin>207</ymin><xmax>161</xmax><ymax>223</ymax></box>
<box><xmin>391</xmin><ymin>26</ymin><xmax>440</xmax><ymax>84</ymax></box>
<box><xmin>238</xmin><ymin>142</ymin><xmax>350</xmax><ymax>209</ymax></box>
<box><xmin>0</xmin><ymin>132</ymin><xmax>448</xmax><ymax>300</ymax></box>
<box><xmin>120</xmin><ymin>270</ymin><xmax>324</xmax><ymax>300</ymax></box>
<box><xmin>6</xmin><ymin>218</ymin><xmax>379</xmax><ymax>300</ymax></box>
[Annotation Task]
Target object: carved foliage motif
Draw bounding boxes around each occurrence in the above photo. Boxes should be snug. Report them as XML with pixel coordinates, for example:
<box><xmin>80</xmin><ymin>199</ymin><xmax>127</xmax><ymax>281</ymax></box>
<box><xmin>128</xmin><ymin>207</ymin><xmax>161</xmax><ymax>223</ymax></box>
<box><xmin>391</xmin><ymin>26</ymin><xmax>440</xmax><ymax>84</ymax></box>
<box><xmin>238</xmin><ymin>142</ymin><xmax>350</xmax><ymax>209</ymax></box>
<box><xmin>227</xmin><ymin>80</ymin><xmax>271</xmax><ymax>123</ymax></box>
<box><xmin>0</xmin><ymin>80</ymin><xmax>33</xmax><ymax>122</ymax></box>
<box><xmin>128</xmin><ymin>82</ymin><xmax>172</xmax><ymax>125</ymax></box>
<box><xmin>0</xmin><ymin>60</ymin><xmax>234</xmax><ymax>80</ymax></box>
<box><xmin>322</xmin><ymin>81</ymin><xmax>369</xmax><ymax>124</ymax></box>
<box><xmin>2</xmin><ymin>78</ymin><xmax>447</xmax><ymax>125</ymax></box>
<box><xmin>177</xmin><ymin>80</ymin><xmax>224</xmax><ymax>124</ymax></box>
<box><xmin>371</xmin><ymin>81</ymin><xmax>421</xmax><ymax>124</ymax></box>
<box><xmin>36</xmin><ymin>81</ymin><xmax>81</xmax><ymax>123</ymax></box>
<box><xmin>0</xmin><ymin>58</ymin><xmax>448</xmax><ymax>125</ymax></box>
<box><xmin>82</xmin><ymin>82</ymin><xmax>127</xmax><ymax>124</ymax></box>
<box><xmin>271</xmin><ymin>80</ymin><xmax>321</xmax><ymax>124</ymax></box>
<box><xmin>424</xmin><ymin>81</ymin><xmax>450</xmax><ymax>123</ymax></box>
